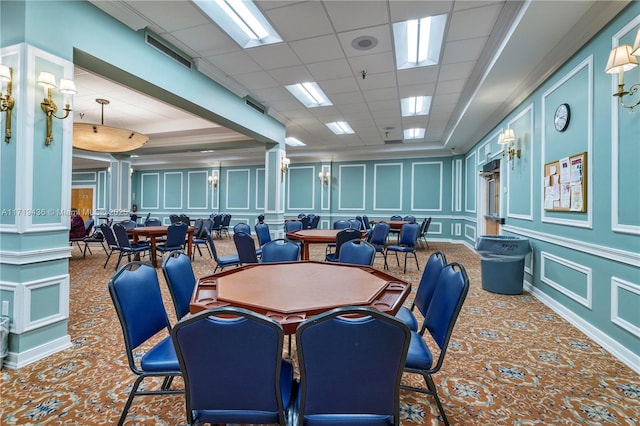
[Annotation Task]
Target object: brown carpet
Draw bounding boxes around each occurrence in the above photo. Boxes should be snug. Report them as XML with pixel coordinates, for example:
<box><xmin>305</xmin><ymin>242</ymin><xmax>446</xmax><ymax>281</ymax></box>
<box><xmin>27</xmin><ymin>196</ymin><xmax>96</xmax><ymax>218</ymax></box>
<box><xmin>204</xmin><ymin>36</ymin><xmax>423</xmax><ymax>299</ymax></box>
<box><xmin>1</xmin><ymin>236</ymin><xmax>638</xmax><ymax>425</ymax></box>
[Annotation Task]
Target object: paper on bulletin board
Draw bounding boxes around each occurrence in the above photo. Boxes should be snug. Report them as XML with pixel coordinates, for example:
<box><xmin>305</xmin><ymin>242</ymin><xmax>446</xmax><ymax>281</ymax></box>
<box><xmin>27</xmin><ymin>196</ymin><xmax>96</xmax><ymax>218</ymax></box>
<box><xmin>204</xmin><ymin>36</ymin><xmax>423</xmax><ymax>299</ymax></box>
<box><xmin>559</xmin><ymin>157</ymin><xmax>570</xmax><ymax>183</ymax></box>
<box><xmin>570</xmin><ymin>184</ymin><xmax>583</xmax><ymax>211</ymax></box>
<box><xmin>560</xmin><ymin>183</ymin><xmax>571</xmax><ymax>208</ymax></box>
<box><xmin>571</xmin><ymin>157</ymin><xmax>583</xmax><ymax>183</ymax></box>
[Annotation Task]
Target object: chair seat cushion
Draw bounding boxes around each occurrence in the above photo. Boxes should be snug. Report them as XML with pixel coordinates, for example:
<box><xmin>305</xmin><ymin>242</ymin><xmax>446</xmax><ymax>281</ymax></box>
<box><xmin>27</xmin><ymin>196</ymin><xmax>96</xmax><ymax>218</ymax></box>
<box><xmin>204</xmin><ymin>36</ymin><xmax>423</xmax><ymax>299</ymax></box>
<box><xmin>157</xmin><ymin>244</ymin><xmax>182</xmax><ymax>252</ymax></box>
<box><xmin>386</xmin><ymin>245</ymin><xmax>413</xmax><ymax>252</ymax></box>
<box><xmin>325</xmin><ymin>253</ymin><xmax>338</xmax><ymax>262</ymax></box>
<box><xmin>218</xmin><ymin>254</ymin><xmax>240</xmax><ymax>266</ymax></box>
<box><xmin>405</xmin><ymin>330</ymin><xmax>434</xmax><ymax>370</ymax></box>
<box><xmin>395</xmin><ymin>306</ymin><xmax>418</xmax><ymax>331</ymax></box>
<box><xmin>140</xmin><ymin>336</ymin><xmax>180</xmax><ymax>372</ymax></box>
<box><xmin>303</xmin><ymin>414</ymin><xmax>394</xmax><ymax>425</ymax></box>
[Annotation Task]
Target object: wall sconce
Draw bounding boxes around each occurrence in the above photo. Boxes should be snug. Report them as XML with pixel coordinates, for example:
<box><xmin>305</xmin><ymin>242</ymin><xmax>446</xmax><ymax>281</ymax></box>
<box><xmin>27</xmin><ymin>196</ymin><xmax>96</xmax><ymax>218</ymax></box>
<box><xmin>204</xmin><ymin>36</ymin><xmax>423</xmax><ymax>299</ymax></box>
<box><xmin>0</xmin><ymin>64</ymin><xmax>14</xmax><ymax>143</ymax></box>
<box><xmin>208</xmin><ymin>174</ymin><xmax>218</xmax><ymax>188</ymax></box>
<box><xmin>318</xmin><ymin>170</ymin><xmax>330</xmax><ymax>186</ymax></box>
<box><xmin>37</xmin><ymin>71</ymin><xmax>77</xmax><ymax>145</ymax></box>
<box><xmin>281</xmin><ymin>157</ymin><xmax>290</xmax><ymax>181</ymax></box>
<box><xmin>605</xmin><ymin>29</ymin><xmax>640</xmax><ymax>110</ymax></box>
<box><xmin>498</xmin><ymin>128</ymin><xmax>520</xmax><ymax>169</ymax></box>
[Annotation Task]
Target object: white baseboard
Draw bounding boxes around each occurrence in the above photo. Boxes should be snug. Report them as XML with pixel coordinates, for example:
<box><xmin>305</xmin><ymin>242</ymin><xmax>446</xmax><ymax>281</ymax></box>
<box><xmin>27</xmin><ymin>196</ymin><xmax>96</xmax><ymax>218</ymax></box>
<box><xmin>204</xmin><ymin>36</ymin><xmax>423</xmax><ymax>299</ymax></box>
<box><xmin>525</xmin><ymin>282</ymin><xmax>640</xmax><ymax>375</ymax></box>
<box><xmin>2</xmin><ymin>335</ymin><xmax>72</xmax><ymax>369</ymax></box>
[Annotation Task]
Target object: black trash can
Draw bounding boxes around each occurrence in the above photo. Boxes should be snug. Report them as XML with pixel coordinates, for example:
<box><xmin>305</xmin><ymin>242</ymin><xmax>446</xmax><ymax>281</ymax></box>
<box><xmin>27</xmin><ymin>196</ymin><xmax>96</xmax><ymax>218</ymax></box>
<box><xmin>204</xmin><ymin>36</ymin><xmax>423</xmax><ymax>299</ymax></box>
<box><xmin>475</xmin><ymin>235</ymin><xmax>531</xmax><ymax>295</ymax></box>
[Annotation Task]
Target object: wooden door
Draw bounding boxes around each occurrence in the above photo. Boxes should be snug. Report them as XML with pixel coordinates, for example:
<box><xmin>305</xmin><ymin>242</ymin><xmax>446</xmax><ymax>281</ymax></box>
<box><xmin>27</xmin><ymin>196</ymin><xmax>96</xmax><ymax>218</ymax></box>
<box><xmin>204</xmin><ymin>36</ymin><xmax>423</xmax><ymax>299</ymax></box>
<box><xmin>484</xmin><ymin>172</ymin><xmax>500</xmax><ymax>235</ymax></box>
<box><xmin>71</xmin><ymin>188</ymin><xmax>93</xmax><ymax>221</ymax></box>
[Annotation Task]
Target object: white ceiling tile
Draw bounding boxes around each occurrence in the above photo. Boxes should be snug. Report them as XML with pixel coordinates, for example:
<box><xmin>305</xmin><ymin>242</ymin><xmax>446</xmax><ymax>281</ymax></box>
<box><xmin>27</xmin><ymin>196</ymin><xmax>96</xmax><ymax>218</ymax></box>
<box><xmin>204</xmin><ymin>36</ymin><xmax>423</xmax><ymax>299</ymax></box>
<box><xmin>347</xmin><ymin>51</ymin><xmax>396</xmax><ymax>75</ymax></box>
<box><xmin>206</xmin><ymin>51</ymin><xmax>261</xmax><ymax>76</ymax></box>
<box><xmin>268</xmin><ymin>66</ymin><xmax>314</xmax><ymax>86</ymax></box>
<box><xmin>389</xmin><ymin>1</ymin><xmax>452</xmax><ymax>22</ymax></box>
<box><xmin>438</xmin><ymin>61</ymin><xmax>476</xmax><ymax>82</ymax></box>
<box><xmin>128</xmin><ymin>1</ymin><xmax>210</xmax><ymax>32</ymax></box>
<box><xmin>362</xmin><ymin>87</ymin><xmax>398</xmax><ymax>102</ymax></box>
<box><xmin>356</xmin><ymin>71</ymin><xmax>397</xmax><ymax>90</ymax></box>
<box><xmin>264</xmin><ymin>2</ymin><xmax>334</xmax><ymax>41</ymax></box>
<box><xmin>447</xmin><ymin>4</ymin><xmax>502</xmax><ymax>42</ymax></box>
<box><xmin>396</xmin><ymin>67</ymin><xmax>439</xmax><ymax>86</ymax></box>
<box><xmin>320</xmin><ymin>77</ymin><xmax>360</xmax><ymax>94</ymax></box>
<box><xmin>330</xmin><ymin>91</ymin><xmax>366</xmax><ymax>106</ymax></box>
<box><xmin>290</xmin><ymin>35</ymin><xmax>344</xmax><ymax>64</ymax></box>
<box><xmin>324</xmin><ymin>1</ymin><xmax>390</xmax><ymax>32</ymax></box>
<box><xmin>168</xmin><ymin>24</ymin><xmax>237</xmax><ymax>56</ymax></box>
<box><xmin>397</xmin><ymin>84</ymin><xmax>435</xmax><ymax>98</ymax></box>
<box><xmin>232</xmin><ymin>71</ymin><xmax>280</xmax><ymax>90</ymax></box>
<box><xmin>308</xmin><ymin>59</ymin><xmax>355</xmax><ymax>81</ymax></box>
<box><xmin>245</xmin><ymin>44</ymin><xmax>302</xmax><ymax>70</ymax></box>
<box><xmin>442</xmin><ymin>37</ymin><xmax>488</xmax><ymax>64</ymax></box>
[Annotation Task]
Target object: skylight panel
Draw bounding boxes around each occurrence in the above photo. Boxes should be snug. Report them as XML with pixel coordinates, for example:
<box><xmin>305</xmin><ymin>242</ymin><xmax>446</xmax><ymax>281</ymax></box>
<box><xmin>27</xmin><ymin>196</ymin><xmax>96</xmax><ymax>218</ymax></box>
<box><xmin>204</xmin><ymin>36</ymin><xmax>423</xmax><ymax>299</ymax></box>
<box><xmin>193</xmin><ymin>0</ymin><xmax>282</xmax><ymax>48</ymax></box>
<box><xmin>285</xmin><ymin>137</ymin><xmax>306</xmax><ymax>147</ymax></box>
<box><xmin>286</xmin><ymin>82</ymin><xmax>333</xmax><ymax>108</ymax></box>
<box><xmin>404</xmin><ymin>128</ymin><xmax>425</xmax><ymax>139</ymax></box>
<box><xmin>393</xmin><ymin>14</ymin><xmax>446</xmax><ymax>70</ymax></box>
<box><xmin>401</xmin><ymin>96</ymin><xmax>432</xmax><ymax>116</ymax></box>
<box><xmin>326</xmin><ymin>121</ymin><xmax>354</xmax><ymax>135</ymax></box>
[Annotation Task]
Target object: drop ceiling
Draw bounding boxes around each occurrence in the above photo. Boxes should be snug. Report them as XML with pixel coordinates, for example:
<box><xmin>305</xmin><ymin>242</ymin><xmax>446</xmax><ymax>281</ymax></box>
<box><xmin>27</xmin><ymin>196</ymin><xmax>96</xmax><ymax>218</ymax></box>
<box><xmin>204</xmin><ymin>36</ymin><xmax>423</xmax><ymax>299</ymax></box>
<box><xmin>72</xmin><ymin>0</ymin><xmax>629</xmax><ymax>170</ymax></box>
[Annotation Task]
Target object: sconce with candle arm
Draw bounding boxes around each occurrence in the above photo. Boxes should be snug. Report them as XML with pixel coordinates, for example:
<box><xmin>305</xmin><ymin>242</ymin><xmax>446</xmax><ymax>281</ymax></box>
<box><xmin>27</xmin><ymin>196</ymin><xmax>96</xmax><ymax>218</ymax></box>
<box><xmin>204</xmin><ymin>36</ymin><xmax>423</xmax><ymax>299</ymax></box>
<box><xmin>0</xmin><ymin>65</ymin><xmax>14</xmax><ymax>143</ymax></box>
<box><xmin>37</xmin><ymin>71</ymin><xmax>77</xmax><ymax>145</ymax></box>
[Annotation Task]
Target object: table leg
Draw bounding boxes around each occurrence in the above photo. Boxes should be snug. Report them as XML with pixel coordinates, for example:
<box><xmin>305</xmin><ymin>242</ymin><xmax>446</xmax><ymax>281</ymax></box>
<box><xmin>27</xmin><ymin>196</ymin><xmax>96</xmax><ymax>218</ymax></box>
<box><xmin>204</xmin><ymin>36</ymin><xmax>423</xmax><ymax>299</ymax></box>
<box><xmin>150</xmin><ymin>237</ymin><xmax>157</xmax><ymax>268</ymax></box>
<box><xmin>186</xmin><ymin>231</ymin><xmax>193</xmax><ymax>259</ymax></box>
<box><xmin>301</xmin><ymin>242</ymin><xmax>310</xmax><ymax>260</ymax></box>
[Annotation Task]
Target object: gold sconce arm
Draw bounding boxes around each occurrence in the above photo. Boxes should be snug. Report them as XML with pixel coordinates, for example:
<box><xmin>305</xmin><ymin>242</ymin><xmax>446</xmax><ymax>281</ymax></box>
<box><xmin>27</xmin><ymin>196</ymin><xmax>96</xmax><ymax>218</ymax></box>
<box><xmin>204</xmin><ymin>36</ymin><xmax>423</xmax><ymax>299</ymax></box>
<box><xmin>612</xmin><ymin>83</ymin><xmax>640</xmax><ymax>110</ymax></box>
<box><xmin>37</xmin><ymin>72</ymin><xmax>77</xmax><ymax>146</ymax></box>
<box><xmin>281</xmin><ymin>157</ymin><xmax>290</xmax><ymax>181</ymax></box>
<box><xmin>41</xmin><ymin>88</ymin><xmax>73</xmax><ymax>146</ymax></box>
<box><xmin>0</xmin><ymin>65</ymin><xmax>14</xmax><ymax>143</ymax></box>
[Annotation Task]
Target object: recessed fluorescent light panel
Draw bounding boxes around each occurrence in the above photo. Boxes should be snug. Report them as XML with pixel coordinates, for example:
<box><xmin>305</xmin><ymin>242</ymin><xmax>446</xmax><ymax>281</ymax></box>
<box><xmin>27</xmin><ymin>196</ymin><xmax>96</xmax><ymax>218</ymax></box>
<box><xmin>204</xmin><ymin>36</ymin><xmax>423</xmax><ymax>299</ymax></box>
<box><xmin>326</xmin><ymin>121</ymin><xmax>354</xmax><ymax>135</ymax></box>
<box><xmin>401</xmin><ymin>96</ymin><xmax>432</xmax><ymax>116</ymax></box>
<box><xmin>193</xmin><ymin>0</ymin><xmax>282</xmax><ymax>48</ymax></box>
<box><xmin>285</xmin><ymin>137</ymin><xmax>306</xmax><ymax>147</ymax></box>
<box><xmin>393</xmin><ymin>13</ymin><xmax>446</xmax><ymax>70</ymax></box>
<box><xmin>286</xmin><ymin>82</ymin><xmax>332</xmax><ymax>108</ymax></box>
<box><xmin>404</xmin><ymin>128</ymin><xmax>426</xmax><ymax>139</ymax></box>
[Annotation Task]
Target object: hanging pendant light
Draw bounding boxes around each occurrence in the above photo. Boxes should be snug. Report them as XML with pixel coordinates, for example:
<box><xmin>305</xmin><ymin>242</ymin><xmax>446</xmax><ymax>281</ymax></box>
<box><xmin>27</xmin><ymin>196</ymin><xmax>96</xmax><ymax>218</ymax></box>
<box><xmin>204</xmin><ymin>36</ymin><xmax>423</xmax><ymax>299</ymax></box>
<box><xmin>73</xmin><ymin>98</ymin><xmax>148</xmax><ymax>153</ymax></box>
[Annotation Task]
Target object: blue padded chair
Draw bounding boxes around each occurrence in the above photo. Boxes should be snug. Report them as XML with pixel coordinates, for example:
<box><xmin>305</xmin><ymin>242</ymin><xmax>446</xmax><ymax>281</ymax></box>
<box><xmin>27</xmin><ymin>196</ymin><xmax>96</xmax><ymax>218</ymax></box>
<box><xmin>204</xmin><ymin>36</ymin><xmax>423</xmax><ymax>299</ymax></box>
<box><xmin>338</xmin><ymin>240</ymin><xmax>376</xmax><ymax>266</ymax></box>
<box><xmin>403</xmin><ymin>215</ymin><xmax>416</xmax><ymax>222</ymax></box>
<box><xmin>309</xmin><ymin>214</ymin><xmax>320</xmax><ymax>229</ymax></box>
<box><xmin>325</xmin><ymin>228</ymin><xmax>362</xmax><ymax>262</ymax></box>
<box><xmin>233</xmin><ymin>231</ymin><xmax>259</xmax><ymax>264</ymax></box>
<box><xmin>389</xmin><ymin>215</ymin><xmax>403</xmax><ymax>221</ymax></box>
<box><xmin>386</xmin><ymin>222</ymin><xmax>420</xmax><ymax>273</ymax></box>
<box><xmin>233</xmin><ymin>222</ymin><xmax>251</xmax><ymax>235</ymax></box>
<box><xmin>402</xmin><ymin>262</ymin><xmax>470</xmax><ymax>426</ymax></box>
<box><xmin>395</xmin><ymin>251</ymin><xmax>447</xmax><ymax>332</ymax></box>
<box><xmin>388</xmin><ymin>215</ymin><xmax>403</xmax><ymax>242</ymax></box>
<box><xmin>81</xmin><ymin>218</ymin><xmax>108</xmax><ymax>258</ymax></box>
<box><xmin>260</xmin><ymin>239</ymin><xmax>300</xmax><ymax>263</ymax></box>
<box><xmin>205</xmin><ymin>230</ymin><xmax>240</xmax><ymax>273</ymax></box>
<box><xmin>210</xmin><ymin>214</ymin><xmax>223</xmax><ymax>238</ymax></box>
<box><xmin>296</xmin><ymin>307</ymin><xmax>410</xmax><ymax>426</ymax></box>
<box><xmin>361</xmin><ymin>214</ymin><xmax>372</xmax><ymax>231</ymax></box>
<box><xmin>368</xmin><ymin>222</ymin><xmax>390</xmax><ymax>270</ymax></box>
<box><xmin>112</xmin><ymin>223</ymin><xmax>151</xmax><ymax>271</ymax></box>
<box><xmin>333</xmin><ymin>219</ymin><xmax>350</xmax><ymax>229</ymax></box>
<box><xmin>162</xmin><ymin>251</ymin><xmax>197</xmax><ymax>321</ymax></box>
<box><xmin>220</xmin><ymin>213</ymin><xmax>232</xmax><ymax>238</ymax></box>
<box><xmin>144</xmin><ymin>218</ymin><xmax>162</xmax><ymax>227</ymax></box>
<box><xmin>255</xmin><ymin>222</ymin><xmax>272</xmax><ymax>247</ymax></box>
<box><xmin>191</xmin><ymin>219</ymin><xmax>212</xmax><ymax>259</ymax></box>
<box><xmin>156</xmin><ymin>222</ymin><xmax>188</xmax><ymax>258</ymax></box>
<box><xmin>418</xmin><ymin>217</ymin><xmax>432</xmax><ymax>249</ymax></box>
<box><xmin>171</xmin><ymin>307</ymin><xmax>295</xmax><ymax>426</ymax></box>
<box><xmin>100</xmin><ymin>223</ymin><xmax>122</xmax><ymax>269</ymax></box>
<box><xmin>299</xmin><ymin>215</ymin><xmax>311</xmax><ymax>229</ymax></box>
<box><xmin>348</xmin><ymin>219</ymin><xmax>362</xmax><ymax>230</ymax></box>
<box><xmin>284</xmin><ymin>220</ymin><xmax>303</xmax><ymax>233</ymax></box>
<box><xmin>108</xmin><ymin>262</ymin><xmax>182</xmax><ymax>426</ymax></box>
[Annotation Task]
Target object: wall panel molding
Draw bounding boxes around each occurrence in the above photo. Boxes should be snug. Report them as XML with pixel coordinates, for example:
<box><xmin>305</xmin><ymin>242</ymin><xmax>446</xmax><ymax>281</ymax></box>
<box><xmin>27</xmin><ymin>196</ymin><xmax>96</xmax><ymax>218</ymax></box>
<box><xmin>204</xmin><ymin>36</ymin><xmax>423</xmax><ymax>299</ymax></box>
<box><xmin>540</xmin><ymin>251</ymin><xmax>592</xmax><ymax>309</ymax></box>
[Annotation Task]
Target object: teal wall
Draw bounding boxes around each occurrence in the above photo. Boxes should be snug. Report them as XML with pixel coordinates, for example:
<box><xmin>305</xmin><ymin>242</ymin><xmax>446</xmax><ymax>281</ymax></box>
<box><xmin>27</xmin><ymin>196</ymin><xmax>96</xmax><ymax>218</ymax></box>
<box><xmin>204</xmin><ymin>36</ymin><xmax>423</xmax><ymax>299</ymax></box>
<box><xmin>461</xmin><ymin>5</ymin><xmax>639</xmax><ymax>363</ymax></box>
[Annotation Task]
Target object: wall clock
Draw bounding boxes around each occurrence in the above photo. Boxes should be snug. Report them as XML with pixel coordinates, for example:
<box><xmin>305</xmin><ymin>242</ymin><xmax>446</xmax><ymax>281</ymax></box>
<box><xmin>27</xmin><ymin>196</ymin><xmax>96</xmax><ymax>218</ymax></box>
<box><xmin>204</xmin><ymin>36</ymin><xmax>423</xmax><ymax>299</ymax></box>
<box><xmin>554</xmin><ymin>103</ymin><xmax>570</xmax><ymax>132</ymax></box>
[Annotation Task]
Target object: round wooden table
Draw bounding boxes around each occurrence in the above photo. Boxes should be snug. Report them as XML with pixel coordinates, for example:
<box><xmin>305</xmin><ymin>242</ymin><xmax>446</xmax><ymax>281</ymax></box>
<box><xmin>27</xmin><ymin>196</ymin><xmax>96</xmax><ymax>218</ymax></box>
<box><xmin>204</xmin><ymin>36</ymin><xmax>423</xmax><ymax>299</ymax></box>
<box><xmin>286</xmin><ymin>229</ymin><xmax>365</xmax><ymax>260</ymax></box>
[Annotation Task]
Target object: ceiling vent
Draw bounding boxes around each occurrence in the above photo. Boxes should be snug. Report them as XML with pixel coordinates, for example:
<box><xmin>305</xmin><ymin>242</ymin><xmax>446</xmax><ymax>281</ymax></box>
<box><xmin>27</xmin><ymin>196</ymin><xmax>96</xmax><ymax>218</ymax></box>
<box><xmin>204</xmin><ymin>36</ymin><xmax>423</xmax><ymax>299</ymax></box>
<box><xmin>384</xmin><ymin>139</ymin><xmax>403</xmax><ymax>144</ymax></box>
<box><xmin>145</xmin><ymin>33</ymin><xmax>192</xmax><ymax>69</ymax></box>
<box><xmin>244</xmin><ymin>96</ymin><xmax>267</xmax><ymax>114</ymax></box>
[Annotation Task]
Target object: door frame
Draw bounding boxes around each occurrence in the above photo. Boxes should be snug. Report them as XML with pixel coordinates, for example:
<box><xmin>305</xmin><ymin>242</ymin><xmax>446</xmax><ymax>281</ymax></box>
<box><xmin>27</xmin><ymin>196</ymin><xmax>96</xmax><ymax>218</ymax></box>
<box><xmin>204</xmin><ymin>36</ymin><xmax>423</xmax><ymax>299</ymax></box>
<box><xmin>477</xmin><ymin>152</ymin><xmax>505</xmax><ymax>236</ymax></box>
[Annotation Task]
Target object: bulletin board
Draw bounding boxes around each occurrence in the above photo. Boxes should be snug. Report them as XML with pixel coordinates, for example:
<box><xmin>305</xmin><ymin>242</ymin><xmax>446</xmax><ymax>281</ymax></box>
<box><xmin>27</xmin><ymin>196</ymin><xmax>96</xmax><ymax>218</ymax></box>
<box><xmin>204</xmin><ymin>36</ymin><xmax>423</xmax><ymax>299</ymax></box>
<box><xmin>543</xmin><ymin>152</ymin><xmax>587</xmax><ymax>212</ymax></box>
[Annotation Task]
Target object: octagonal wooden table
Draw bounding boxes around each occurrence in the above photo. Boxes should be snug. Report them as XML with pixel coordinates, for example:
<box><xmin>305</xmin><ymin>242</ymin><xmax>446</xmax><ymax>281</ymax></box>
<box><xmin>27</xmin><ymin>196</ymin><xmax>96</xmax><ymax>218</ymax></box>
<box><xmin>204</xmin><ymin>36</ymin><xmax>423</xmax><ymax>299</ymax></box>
<box><xmin>190</xmin><ymin>261</ymin><xmax>411</xmax><ymax>335</ymax></box>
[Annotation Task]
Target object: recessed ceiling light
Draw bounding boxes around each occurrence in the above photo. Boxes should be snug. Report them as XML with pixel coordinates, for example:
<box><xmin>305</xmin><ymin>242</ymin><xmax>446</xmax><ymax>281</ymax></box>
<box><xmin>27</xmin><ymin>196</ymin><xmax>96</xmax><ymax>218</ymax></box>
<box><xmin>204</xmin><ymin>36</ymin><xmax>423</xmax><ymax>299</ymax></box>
<box><xmin>286</xmin><ymin>82</ymin><xmax>332</xmax><ymax>108</ymax></box>
<box><xmin>404</xmin><ymin>128</ymin><xmax>425</xmax><ymax>139</ymax></box>
<box><xmin>200</xmin><ymin>150</ymin><xmax>215</xmax><ymax>153</ymax></box>
<box><xmin>193</xmin><ymin>0</ymin><xmax>282</xmax><ymax>48</ymax></box>
<box><xmin>285</xmin><ymin>137</ymin><xmax>306</xmax><ymax>147</ymax></box>
<box><xmin>326</xmin><ymin>121</ymin><xmax>354</xmax><ymax>135</ymax></box>
<box><xmin>393</xmin><ymin>14</ymin><xmax>446</xmax><ymax>70</ymax></box>
<box><xmin>351</xmin><ymin>35</ymin><xmax>378</xmax><ymax>51</ymax></box>
<box><xmin>401</xmin><ymin>96</ymin><xmax>431</xmax><ymax>116</ymax></box>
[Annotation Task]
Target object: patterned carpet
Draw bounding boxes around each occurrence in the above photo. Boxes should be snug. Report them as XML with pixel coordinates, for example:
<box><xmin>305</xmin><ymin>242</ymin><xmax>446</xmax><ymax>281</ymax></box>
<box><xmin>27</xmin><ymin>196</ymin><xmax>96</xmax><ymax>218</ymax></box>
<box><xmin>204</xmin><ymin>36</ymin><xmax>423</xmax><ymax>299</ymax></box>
<box><xmin>1</xmin><ymin>236</ymin><xmax>638</xmax><ymax>425</ymax></box>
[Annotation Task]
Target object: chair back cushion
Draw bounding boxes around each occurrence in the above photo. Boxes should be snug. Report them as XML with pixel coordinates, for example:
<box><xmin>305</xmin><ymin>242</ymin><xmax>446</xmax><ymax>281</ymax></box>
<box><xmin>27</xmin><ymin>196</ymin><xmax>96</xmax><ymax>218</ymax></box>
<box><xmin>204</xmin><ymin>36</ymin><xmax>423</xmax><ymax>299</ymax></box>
<box><xmin>284</xmin><ymin>220</ymin><xmax>303</xmax><ymax>233</ymax></box>
<box><xmin>109</xmin><ymin>262</ymin><xmax>171</xmax><ymax>351</ymax></box>
<box><xmin>255</xmin><ymin>223</ymin><xmax>272</xmax><ymax>246</ymax></box>
<box><xmin>260</xmin><ymin>239</ymin><xmax>300</xmax><ymax>263</ymax></box>
<box><xmin>233</xmin><ymin>231</ymin><xmax>258</xmax><ymax>264</ymax></box>
<box><xmin>113</xmin><ymin>223</ymin><xmax>132</xmax><ymax>248</ymax></box>
<box><xmin>398</xmin><ymin>222</ymin><xmax>420</xmax><ymax>247</ymax></box>
<box><xmin>100</xmin><ymin>223</ymin><xmax>118</xmax><ymax>247</ymax></box>
<box><xmin>233</xmin><ymin>222</ymin><xmax>251</xmax><ymax>235</ymax></box>
<box><xmin>165</xmin><ymin>222</ymin><xmax>188</xmax><ymax>247</ymax></box>
<box><xmin>171</xmin><ymin>307</ymin><xmax>289</xmax><ymax>425</ymax></box>
<box><xmin>334</xmin><ymin>228</ymin><xmax>362</xmax><ymax>258</ymax></box>
<box><xmin>296</xmin><ymin>307</ymin><xmax>410</xmax><ymax>424</ymax></box>
<box><xmin>425</xmin><ymin>263</ymin><xmax>470</xmax><ymax>350</ymax></box>
<box><xmin>333</xmin><ymin>220</ymin><xmax>350</xmax><ymax>229</ymax></box>
<box><xmin>414</xmin><ymin>251</ymin><xmax>447</xmax><ymax>318</ymax></box>
<box><xmin>162</xmin><ymin>251</ymin><xmax>197</xmax><ymax>320</ymax></box>
<box><xmin>338</xmin><ymin>240</ymin><xmax>376</xmax><ymax>266</ymax></box>
<box><xmin>369</xmin><ymin>222</ymin><xmax>390</xmax><ymax>246</ymax></box>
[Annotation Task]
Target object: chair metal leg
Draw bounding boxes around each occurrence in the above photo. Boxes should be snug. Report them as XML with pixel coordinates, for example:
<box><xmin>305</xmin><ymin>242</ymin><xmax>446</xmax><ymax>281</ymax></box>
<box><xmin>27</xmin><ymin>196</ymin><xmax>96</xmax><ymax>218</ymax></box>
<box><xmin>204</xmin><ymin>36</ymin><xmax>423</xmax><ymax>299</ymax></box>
<box><xmin>425</xmin><ymin>373</ymin><xmax>449</xmax><ymax>425</ymax></box>
<box><xmin>103</xmin><ymin>250</ymin><xmax>113</xmax><ymax>269</ymax></box>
